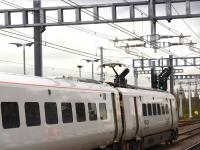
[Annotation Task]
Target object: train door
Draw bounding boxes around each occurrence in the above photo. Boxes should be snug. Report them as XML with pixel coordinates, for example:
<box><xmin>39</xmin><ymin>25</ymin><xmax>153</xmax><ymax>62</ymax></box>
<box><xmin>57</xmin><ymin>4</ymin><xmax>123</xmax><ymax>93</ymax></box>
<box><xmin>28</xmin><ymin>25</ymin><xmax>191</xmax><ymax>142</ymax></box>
<box><xmin>133</xmin><ymin>96</ymin><xmax>145</xmax><ymax>137</ymax></box>
<box><xmin>111</xmin><ymin>92</ymin><xmax>123</xmax><ymax>142</ymax></box>
<box><xmin>169</xmin><ymin>99</ymin><xmax>178</xmax><ymax>129</ymax></box>
<box><xmin>167</xmin><ymin>99</ymin><xmax>173</xmax><ymax>128</ymax></box>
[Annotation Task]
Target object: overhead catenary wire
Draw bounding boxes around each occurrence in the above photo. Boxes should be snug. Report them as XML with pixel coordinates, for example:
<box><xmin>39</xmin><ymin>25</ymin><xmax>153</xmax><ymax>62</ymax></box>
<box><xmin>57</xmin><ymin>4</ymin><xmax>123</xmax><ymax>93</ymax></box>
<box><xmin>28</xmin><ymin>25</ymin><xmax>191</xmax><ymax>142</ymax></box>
<box><xmin>60</xmin><ymin>0</ymin><xmax>178</xmax><ymax>55</ymax></box>
<box><xmin>170</xmin><ymin>6</ymin><xmax>200</xmax><ymax>54</ymax></box>
<box><xmin>0</xmin><ymin>0</ymin><xmax>199</xmax><ymax>71</ymax></box>
<box><xmin>0</xmin><ymin>30</ymin><xmax>101</xmax><ymax>59</ymax></box>
<box><xmin>61</xmin><ymin>0</ymin><xmax>200</xmax><ymax>72</ymax></box>
<box><xmin>171</xmin><ymin>4</ymin><xmax>200</xmax><ymax>41</ymax></box>
<box><xmin>0</xmin><ymin>31</ymin><xmax>132</xmax><ymax>76</ymax></box>
<box><xmin>0</xmin><ymin>0</ymin><xmax>149</xmax><ymax>61</ymax></box>
<box><xmin>60</xmin><ymin>0</ymin><xmax>175</xmax><ymax>58</ymax></box>
<box><xmin>0</xmin><ymin>0</ymin><xmax>150</xmax><ymax>59</ymax></box>
<box><xmin>0</xmin><ymin>1</ymin><xmax>102</xmax><ymax>58</ymax></box>
<box><xmin>123</xmin><ymin>0</ymin><xmax>200</xmax><ymax>53</ymax></box>
<box><xmin>0</xmin><ymin>1</ymin><xmax>127</xmax><ymax>62</ymax></box>
<box><xmin>123</xmin><ymin>0</ymin><xmax>186</xmax><ymax>38</ymax></box>
<box><xmin>0</xmin><ymin>0</ymin><xmax>199</xmax><ymax>85</ymax></box>
<box><xmin>1</xmin><ymin>0</ymin><xmax>198</xmax><ymax>55</ymax></box>
<box><xmin>0</xmin><ymin>0</ymin><xmax>195</xmax><ymax>61</ymax></box>
<box><xmin>2</xmin><ymin>32</ymin><xmax>134</xmax><ymax>71</ymax></box>
<box><xmin>1</xmin><ymin>29</ymin><xmax>100</xmax><ymax>58</ymax></box>
<box><xmin>0</xmin><ymin>0</ymin><xmax>150</xmax><ymax>80</ymax></box>
<box><xmin>122</xmin><ymin>0</ymin><xmax>200</xmax><ymax>71</ymax></box>
<box><xmin>0</xmin><ymin>0</ymin><xmax>114</xmax><ymax>40</ymax></box>
<box><xmin>1</xmin><ymin>28</ymin><xmax>145</xmax><ymax>65</ymax></box>
<box><xmin>0</xmin><ymin>1</ymin><xmax>139</xmax><ymax>70</ymax></box>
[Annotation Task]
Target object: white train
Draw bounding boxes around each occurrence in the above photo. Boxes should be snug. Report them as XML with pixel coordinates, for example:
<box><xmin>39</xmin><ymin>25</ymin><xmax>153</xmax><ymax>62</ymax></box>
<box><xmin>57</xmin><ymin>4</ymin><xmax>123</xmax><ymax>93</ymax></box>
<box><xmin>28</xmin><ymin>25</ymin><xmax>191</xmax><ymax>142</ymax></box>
<box><xmin>0</xmin><ymin>71</ymin><xmax>178</xmax><ymax>150</ymax></box>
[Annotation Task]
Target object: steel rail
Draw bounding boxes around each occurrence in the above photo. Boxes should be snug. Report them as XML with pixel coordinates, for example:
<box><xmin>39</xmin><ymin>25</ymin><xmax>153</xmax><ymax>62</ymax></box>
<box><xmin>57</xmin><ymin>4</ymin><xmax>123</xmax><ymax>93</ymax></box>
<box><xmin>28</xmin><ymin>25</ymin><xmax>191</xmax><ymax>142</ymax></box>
<box><xmin>185</xmin><ymin>142</ymin><xmax>200</xmax><ymax>150</ymax></box>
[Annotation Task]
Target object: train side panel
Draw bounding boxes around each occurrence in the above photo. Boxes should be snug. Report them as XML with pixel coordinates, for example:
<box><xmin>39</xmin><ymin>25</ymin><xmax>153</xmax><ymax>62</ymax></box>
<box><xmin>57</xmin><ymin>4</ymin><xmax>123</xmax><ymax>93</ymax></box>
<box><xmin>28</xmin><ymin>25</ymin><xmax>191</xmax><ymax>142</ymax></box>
<box><xmin>117</xmin><ymin>88</ymin><xmax>178</xmax><ymax>148</ymax></box>
<box><xmin>0</xmin><ymin>80</ymin><xmax>116</xmax><ymax>150</ymax></box>
<box><xmin>138</xmin><ymin>96</ymin><xmax>173</xmax><ymax>136</ymax></box>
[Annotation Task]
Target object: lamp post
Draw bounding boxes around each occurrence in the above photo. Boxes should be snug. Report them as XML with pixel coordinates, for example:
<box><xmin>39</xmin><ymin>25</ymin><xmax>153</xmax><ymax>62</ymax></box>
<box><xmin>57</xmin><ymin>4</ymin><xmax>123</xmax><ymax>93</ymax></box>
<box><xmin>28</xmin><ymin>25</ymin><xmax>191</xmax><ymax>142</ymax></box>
<box><xmin>188</xmin><ymin>83</ymin><xmax>193</xmax><ymax>118</ymax></box>
<box><xmin>77</xmin><ymin>65</ymin><xmax>83</xmax><ymax>78</ymax></box>
<box><xmin>179</xmin><ymin>91</ymin><xmax>183</xmax><ymax>118</ymax></box>
<box><xmin>9</xmin><ymin>42</ymin><xmax>34</xmax><ymax>75</ymax></box>
<box><xmin>82</xmin><ymin>59</ymin><xmax>100</xmax><ymax>80</ymax></box>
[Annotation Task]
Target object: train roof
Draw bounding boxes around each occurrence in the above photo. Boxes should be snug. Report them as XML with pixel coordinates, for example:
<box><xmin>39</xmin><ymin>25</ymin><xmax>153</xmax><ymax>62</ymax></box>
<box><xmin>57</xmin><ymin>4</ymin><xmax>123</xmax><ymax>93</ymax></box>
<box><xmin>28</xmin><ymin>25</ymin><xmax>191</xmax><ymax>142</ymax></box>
<box><xmin>0</xmin><ymin>73</ymin><xmax>173</xmax><ymax>96</ymax></box>
<box><xmin>117</xmin><ymin>86</ymin><xmax>174</xmax><ymax>99</ymax></box>
<box><xmin>0</xmin><ymin>73</ymin><xmax>115</xmax><ymax>92</ymax></box>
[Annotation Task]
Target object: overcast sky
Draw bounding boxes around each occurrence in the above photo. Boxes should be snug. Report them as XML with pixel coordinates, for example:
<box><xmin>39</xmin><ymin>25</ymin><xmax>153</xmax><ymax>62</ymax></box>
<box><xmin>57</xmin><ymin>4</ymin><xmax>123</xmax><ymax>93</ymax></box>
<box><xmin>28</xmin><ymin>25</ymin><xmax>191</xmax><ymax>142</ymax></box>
<box><xmin>0</xmin><ymin>0</ymin><xmax>200</xmax><ymax>92</ymax></box>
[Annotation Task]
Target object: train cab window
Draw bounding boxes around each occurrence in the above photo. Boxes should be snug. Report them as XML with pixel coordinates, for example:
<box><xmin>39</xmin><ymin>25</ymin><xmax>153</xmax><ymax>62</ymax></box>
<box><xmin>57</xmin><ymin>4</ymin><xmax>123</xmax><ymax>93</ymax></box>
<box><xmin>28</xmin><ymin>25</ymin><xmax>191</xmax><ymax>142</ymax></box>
<box><xmin>88</xmin><ymin>103</ymin><xmax>97</xmax><ymax>121</ymax></box>
<box><xmin>45</xmin><ymin>102</ymin><xmax>58</xmax><ymax>124</ymax></box>
<box><xmin>25</xmin><ymin>102</ymin><xmax>41</xmax><ymax>126</ymax></box>
<box><xmin>99</xmin><ymin>103</ymin><xmax>107</xmax><ymax>120</ymax></box>
<box><xmin>76</xmin><ymin>103</ymin><xmax>86</xmax><ymax>122</ymax></box>
<box><xmin>61</xmin><ymin>103</ymin><xmax>73</xmax><ymax>123</ymax></box>
<box><xmin>161</xmin><ymin>105</ymin><xmax>165</xmax><ymax>115</ymax></box>
<box><xmin>165</xmin><ymin>104</ymin><xmax>169</xmax><ymax>114</ymax></box>
<box><xmin>147</xmin><ymin>103</ymin><xmax>152</xmax><ymax>116</ymax></box>
<box><xmin>157</xmin><ymin>104</ymin><xmax>161</xmax><ymax>115</ymax></box>
<box><xmin>152</xmin><ymin>104</ymin><xmax>157</xmax><ymax>115</ymax></box>
<box><xmin>142</xmin><ymin>104</ymin><xmax>147</xmax><ymax>116</ymax></box>
<box><xmin>1</xmin><ymin>102</ymin><xmax>20</xmax><ymax>129</ymax></box>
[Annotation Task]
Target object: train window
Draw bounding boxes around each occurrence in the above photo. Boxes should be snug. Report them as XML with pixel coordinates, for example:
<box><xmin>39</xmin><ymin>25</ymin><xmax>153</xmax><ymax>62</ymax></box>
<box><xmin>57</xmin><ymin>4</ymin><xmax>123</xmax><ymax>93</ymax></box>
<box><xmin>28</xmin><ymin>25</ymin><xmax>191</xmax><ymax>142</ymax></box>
<box><xmin>99</xmin><ymin>103</ymin><xmax>107</xmax><ymax>120</ymax></box>
<box><xmin>147</xmin><ymin>103</ymin><xmax>152</xmax><ymax>116</ymax></box>
<box><xmin>61</xmin><ymin>103</ymin><xmax>73</xmax><ymax>123</ymax></box>
<box><xmin>142</xmin><ymin>104</ymin><xmax>147</xmax><ymax>116</ymax></box>
<box><xmin>161</xmin><ymin>105</ymin><xmax>165</xmax><ymax>115</ymax></box>
<box><xmin>76</xmin><ymin>103</ymin><xmax>86</xmax><ymax>122</ymax></box>
<box><xmin>103</xmin><ymin>93</ymin><xmax>106</xmax><ymax>100</ymax></box>
<box><xmin>1</xmin><ymin>102</ymin><xmax>20</xmax><ymax>129</ymax></box>
<box><xmin>25</xmin><ymin>102</ymin><xmax>41</xmax><ymax>126</ymax></box>
<box><xmin>157</xmin><ymin>104</ymin><xmax>161</xmax><ymax>115</ymax></box>
<box><xmin>165</xmin><ymin>104</ymin><xmax>169</xmax><ymax>114</ymax></box>
<box><xmin>45</xmin><ymin>102</ymin><xmax>58</xmax><ymax>124</ymax></box>
<box><xmin>88</xmin><ymin>103</ymin><xmax>97</xmax><ymax>121</ymax></box>
<box><xmin>152</xmin><ymin>104</ymin><xmax>157</xmax><ymax>115</ymax></box>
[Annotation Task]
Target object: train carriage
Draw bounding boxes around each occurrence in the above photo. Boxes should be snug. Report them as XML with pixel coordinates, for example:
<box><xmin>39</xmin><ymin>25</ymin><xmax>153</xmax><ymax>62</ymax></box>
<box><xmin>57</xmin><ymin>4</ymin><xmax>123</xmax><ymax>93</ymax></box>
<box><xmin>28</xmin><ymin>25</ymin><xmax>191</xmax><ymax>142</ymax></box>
<box><xmin>117</xmin><ymin>87</ymin><xmax>178</xmax><ymax>149</ymax></box>
<box><xmin>0</xmin><ymin>71</ymin><xmax>178</xmax><ymax>150</ymax></box>
<box><xmin>0</xmin><ymin>73</ymin><xmax>120</xmax><ymax>150</ymax></box>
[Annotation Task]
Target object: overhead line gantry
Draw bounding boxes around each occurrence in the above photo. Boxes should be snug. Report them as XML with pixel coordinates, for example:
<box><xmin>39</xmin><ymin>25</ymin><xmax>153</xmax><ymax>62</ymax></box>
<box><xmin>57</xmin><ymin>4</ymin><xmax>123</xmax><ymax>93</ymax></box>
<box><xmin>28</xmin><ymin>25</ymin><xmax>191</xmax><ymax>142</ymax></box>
<box><xmin>0</xmin><ymin>0</ymin><xmax>200</xmax><ymax>78</ymax></box>
<box><xmin>0</xmin><ymin>0</ymin><xmax>200</xmax><ymax>28</ymax></box>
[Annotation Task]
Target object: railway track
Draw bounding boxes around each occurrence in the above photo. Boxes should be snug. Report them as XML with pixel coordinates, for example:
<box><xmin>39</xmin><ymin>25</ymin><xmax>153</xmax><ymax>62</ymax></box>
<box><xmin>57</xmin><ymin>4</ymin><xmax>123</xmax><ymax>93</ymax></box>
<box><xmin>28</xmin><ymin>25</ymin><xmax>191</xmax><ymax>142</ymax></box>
<box><xmin>162</xmin><ymin>122</ymin><xmax>200</xmax><ymax>150</ymax></box>
<box><xmin>178</xmin><ymin>119</ymin><xmax>200</xmax><ymax>127</ymax></box>
<box><xmin>185</xmin><ymin>142</ymin><xmax>200</xmax><ymax>150</ymax></box>
<box><xmin>176</xmin><ymin>126</ymin><xmax>200</xmax><ymax>143</ymax></box>
<box><xmin>149</xmin><ymin>121</ymin><xmax>200</xmax><ymax>150</ymax></box>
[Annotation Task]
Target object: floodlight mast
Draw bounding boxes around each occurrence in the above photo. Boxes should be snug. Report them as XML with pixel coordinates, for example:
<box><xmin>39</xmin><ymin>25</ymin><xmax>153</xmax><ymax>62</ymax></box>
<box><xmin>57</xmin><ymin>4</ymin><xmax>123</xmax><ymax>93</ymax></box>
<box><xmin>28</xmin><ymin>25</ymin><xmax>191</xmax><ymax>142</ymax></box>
<box><xmin>82</xmin><ymin>59</ymin><xmax>100</xmax><ymax>80</ymax></box>
<box><xmin>9</xmin><ymin>42</ymin><xmax>34</xmax><ymax>75</ymax></box>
